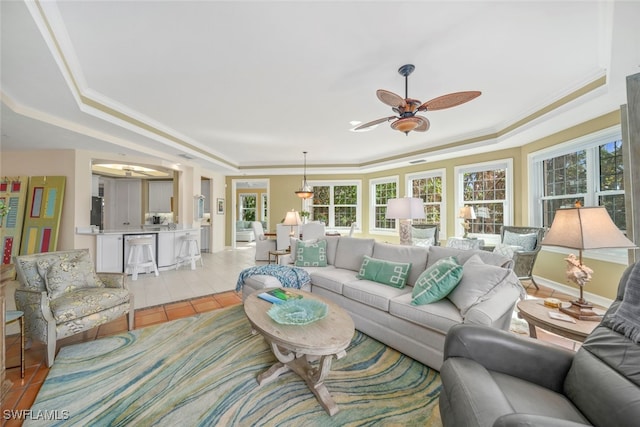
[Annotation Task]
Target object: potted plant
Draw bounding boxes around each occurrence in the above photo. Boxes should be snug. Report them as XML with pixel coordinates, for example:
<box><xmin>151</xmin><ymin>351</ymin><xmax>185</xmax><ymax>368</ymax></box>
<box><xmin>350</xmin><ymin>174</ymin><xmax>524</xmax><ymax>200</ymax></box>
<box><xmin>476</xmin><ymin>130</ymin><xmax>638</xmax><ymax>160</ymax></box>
<box><xmin>300</xmin><ymin>210</ymin><xmax>310</xmax><ymax>224</ymax></box>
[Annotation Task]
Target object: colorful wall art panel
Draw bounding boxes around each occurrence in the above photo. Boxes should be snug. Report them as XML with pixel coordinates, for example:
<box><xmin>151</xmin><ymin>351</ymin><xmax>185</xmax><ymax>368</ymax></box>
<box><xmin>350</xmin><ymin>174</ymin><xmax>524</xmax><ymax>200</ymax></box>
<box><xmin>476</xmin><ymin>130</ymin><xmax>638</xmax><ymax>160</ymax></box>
<box><xmin>0</xmin><ymin>176</ymin><xmax>29</xmax><ymax>265</ymax></box>
<box><xmin>20</xmin><ymin>176</ymin><xmax>66</xmax><ymax>255</ymax></box>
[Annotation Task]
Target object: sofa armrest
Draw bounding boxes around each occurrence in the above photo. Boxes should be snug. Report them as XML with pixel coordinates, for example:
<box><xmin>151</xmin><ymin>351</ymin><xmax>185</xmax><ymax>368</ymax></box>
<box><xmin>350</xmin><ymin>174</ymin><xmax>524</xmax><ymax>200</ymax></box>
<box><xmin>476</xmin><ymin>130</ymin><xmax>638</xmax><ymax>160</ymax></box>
<box><xmin>464</xmin><ymin>284</ymin><xmax>521</xmax><ymax>329</ymax></box>
<box><xmin>97</xmin><ymin>272</ymin><xmax>127</xmax><ymax>290</ymax></box>
<box><xmin>444</xmin><ymin>324</ymin><xmax>574</xmax><ymax>393</ymax></box>
<box><xmin>494</xmin><ymin>413</ymin><xmax>590</xmax><ymax>427</ymax></box>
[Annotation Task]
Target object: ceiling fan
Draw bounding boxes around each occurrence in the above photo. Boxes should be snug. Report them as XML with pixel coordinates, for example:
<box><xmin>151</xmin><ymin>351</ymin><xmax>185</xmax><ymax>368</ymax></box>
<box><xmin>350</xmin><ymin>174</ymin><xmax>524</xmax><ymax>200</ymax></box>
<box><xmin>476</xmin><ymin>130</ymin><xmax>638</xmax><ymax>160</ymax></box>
<box><xmin>355</xmin><ymin>64</ymin><xmax>481</xmax><ymax>135</ymax></box>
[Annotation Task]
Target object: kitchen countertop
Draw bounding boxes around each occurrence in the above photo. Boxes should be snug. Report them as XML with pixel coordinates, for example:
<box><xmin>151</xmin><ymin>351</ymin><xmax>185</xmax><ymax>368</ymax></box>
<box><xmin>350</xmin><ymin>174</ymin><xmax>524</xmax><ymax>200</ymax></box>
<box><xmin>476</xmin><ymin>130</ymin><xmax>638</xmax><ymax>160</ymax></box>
<box><xmin>77</xmin><ymin>226</ymin><xmax>200</xmax><ymax>235</ymax></box>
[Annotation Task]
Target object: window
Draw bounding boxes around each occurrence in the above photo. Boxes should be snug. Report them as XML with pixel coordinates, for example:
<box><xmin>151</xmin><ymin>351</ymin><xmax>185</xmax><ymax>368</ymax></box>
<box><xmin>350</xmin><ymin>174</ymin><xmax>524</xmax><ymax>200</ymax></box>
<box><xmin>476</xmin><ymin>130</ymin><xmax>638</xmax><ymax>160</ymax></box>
<box><xmin>407</xmin><ymin>169</ymin><xmax>445</xmax><ymax>230</ymax></box>
<box><xmin>308</xmin><ymin>180</ymin><xmax>361</xmax><ymax>229</ymax></box>
<box><xmin>455</xmin><ymin>160</ymin><xmax>513</xmax><ymax>238</ymax></box>
<box><xmin>369</xmin><ymin>176</ymin><xmax>398</xmax><ymax>232</ymax></box>
<box><xmin>531</xmin><ymin>127</ymin><xmax>625</xmax><ymax>229</ymax></box>
<box><xmin>529</xmin><ymin>127</ymin><xmax>626</xmax><ymax>263</ymax></box>
<box><xmin>239</xmin><ymin>193</ymin><xmax>257</xmax><ymax>221</ymax></box>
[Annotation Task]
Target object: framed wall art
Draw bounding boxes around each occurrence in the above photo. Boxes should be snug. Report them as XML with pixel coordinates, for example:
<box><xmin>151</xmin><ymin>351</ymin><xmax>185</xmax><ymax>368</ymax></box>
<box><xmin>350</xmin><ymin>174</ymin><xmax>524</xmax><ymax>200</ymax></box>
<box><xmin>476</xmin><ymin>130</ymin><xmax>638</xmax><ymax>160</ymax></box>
<box><xmin>216</xmin><ymin>198</ymin><xmax>225</xmax><ymax>215</ymax></box>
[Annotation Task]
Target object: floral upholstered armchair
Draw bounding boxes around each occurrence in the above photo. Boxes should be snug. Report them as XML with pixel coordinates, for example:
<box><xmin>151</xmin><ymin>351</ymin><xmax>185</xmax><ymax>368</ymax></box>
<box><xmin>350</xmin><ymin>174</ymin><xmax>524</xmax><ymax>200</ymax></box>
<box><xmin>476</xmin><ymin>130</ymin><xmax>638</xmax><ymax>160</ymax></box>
<box><xmin>14</xmin><ymin>249</ymin><xmax>134</xmax><ymax>367</ymax></box>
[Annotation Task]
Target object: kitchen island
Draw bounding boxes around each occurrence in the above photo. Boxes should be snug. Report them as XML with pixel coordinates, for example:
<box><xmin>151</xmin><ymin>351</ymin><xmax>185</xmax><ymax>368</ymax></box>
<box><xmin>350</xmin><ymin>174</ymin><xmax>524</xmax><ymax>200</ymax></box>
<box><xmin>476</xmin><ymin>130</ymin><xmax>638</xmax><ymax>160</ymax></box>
<box><xmin>77</xmin><ymin>227</ymin><xmax>201</xmax><ymax>273</ymax></box>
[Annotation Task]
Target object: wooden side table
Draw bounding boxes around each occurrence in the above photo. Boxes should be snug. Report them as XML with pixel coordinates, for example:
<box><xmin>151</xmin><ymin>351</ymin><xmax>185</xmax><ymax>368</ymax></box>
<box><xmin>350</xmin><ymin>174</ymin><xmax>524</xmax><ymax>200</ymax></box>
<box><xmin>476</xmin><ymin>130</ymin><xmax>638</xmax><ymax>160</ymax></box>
<box><xmin>268</xmin><ymin>249</ymin><xmax>289</xmax><ymax>265</ymax></box>
<box><xmin>517</xmin><ymin>299</ymin><xmax>601</xmax><ymax>343</ymax></box>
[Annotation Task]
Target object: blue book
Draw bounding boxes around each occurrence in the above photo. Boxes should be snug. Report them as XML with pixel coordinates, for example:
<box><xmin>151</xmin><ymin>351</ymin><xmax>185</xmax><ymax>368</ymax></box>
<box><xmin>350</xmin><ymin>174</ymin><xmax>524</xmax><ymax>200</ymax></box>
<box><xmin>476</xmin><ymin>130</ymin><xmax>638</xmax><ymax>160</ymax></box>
<box><xmin>257</xmin><ymin>292</ymin><xmax>283</xmax><ymax>304</ymax></box>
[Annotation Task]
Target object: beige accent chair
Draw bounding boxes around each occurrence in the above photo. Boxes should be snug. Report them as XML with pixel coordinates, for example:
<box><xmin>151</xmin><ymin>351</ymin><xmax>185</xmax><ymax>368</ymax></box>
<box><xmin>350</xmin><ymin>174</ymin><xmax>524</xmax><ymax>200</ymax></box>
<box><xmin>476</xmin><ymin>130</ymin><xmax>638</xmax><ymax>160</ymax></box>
<box><xmin>251</xmin><ymin>221</ymin><xmax>276</xmax><ymax>261</ymax></box>
<box><xmin>14</xmin><ymin>249</ymin><xmax>134</xmax><ymax>367</ymax></box>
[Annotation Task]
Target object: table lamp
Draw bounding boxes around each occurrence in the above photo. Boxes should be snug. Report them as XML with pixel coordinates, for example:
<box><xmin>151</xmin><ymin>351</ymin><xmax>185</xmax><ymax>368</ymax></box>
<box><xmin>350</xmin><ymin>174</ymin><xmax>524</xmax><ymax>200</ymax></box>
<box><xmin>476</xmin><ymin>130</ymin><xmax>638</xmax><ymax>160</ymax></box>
<box><xmin>386</xmin><ymin>197</ymin><xmax>426</xmax><ymax>245</ymax></box>
<box><xmin>542</xmin><ymin>206</ymin><xmax>636</xmax><ymax>320</ymax></box>
<box><xmin>283</xmin><ymin>210</ymin><xmax>302</xmax><ymax>237</ymax></box>
<box><xmin>458</xmin><ymin>206</ymin><xmax>476</xmax><ymax>238</ymax></box>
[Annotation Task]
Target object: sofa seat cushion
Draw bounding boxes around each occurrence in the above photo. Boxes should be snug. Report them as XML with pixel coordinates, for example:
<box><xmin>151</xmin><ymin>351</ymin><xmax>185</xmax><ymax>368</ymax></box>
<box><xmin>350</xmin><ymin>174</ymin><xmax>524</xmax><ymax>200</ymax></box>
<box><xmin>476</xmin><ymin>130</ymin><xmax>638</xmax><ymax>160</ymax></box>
<box><xmin>342</xmin><ymin>279</ymin><xmax>411</xmax><ymax>311</ymax></box>
<box><xmin>50</xmin><ymin>287</ymin><xmax>130</xmax><ymax>323</ymax></box>
<box><xmin>310</xmin><ymin>267</ymin><xmax>358</xmax><ymax>294</ymax></box>
<box><xmin>441</xmin><ymin>357</ymin><xmax>589</xmax><ymax>426</ymax></box>
<box><xmin>389</xmin><ymin>292</ymin><xmax>462</xmax><ymax>334</ymax></box>
<box><xmin>372</xmin><ymin>242</ymin><xmax>428</xmax><ymax>286</ymax></box>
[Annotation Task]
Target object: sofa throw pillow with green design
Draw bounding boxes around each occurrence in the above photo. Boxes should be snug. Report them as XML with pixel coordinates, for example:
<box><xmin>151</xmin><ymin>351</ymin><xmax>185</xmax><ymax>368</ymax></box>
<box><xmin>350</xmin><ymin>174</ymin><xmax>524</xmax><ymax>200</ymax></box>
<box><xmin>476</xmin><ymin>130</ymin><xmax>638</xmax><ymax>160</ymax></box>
<box><xmin>357</xmin><ymin>255</ymin><xmax>411</xmax><ymax>288</ymax></box>
<box><xmin>36</xmin><ymin>251</ymin><xmax>104</xmax><ymax>299</ymax></box>
<box><xmin>295</xmin><ymin>239</ymin><xmax>327</xmax><ymax>267</ymax></box>
<box><xmin>503</xmin><ymin>230</ymin><xmax>537</xmax><ymax>251</ymax></box>
<box><xmin>411</xmin><ymin>256</ymin><xmax>463</xmax><ymax>305</ymax></box>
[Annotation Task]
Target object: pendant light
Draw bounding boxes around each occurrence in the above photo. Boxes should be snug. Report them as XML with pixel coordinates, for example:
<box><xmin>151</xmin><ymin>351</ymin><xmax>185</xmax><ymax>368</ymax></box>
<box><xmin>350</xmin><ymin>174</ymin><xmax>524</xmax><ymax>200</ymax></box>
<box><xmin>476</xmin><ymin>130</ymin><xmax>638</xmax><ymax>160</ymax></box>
<box><xmin>295</xmin><ymin>151</ymin><xmax>314</xmax><ymax>199</ymax></box>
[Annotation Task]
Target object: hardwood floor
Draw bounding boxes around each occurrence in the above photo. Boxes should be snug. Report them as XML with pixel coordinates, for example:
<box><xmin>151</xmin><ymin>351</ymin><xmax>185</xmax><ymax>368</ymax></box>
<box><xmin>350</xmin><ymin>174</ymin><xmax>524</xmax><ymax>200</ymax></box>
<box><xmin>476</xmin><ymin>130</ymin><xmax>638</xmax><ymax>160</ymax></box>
<box><xmin>2</xmin><ymin>252</ymin><xmax>581</xmax><ymax>425</ymax></box>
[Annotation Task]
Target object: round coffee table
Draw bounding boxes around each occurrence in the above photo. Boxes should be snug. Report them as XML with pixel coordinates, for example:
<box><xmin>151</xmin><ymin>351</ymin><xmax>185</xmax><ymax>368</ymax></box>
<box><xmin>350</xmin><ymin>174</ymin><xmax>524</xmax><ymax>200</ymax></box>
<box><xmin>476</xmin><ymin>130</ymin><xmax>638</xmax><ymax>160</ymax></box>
<box><xmin>517</xmin><ymin>299</ymin><xmax>601</xmax><ymax>342</ymax></box>
<box><xmin>244</xmin><ymin>289</ymin><xmax>355</xmax><ymax>416</ymax></box>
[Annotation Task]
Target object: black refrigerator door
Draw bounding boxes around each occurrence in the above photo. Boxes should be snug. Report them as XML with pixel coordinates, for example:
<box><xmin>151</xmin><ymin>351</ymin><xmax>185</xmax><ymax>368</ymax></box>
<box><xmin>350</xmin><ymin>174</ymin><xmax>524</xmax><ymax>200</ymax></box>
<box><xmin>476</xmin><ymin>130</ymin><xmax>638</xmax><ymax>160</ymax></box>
<box><xmin>91</xmin><ymin>196</ymin><xmax>104</xmax><ymax>229</ymax></box>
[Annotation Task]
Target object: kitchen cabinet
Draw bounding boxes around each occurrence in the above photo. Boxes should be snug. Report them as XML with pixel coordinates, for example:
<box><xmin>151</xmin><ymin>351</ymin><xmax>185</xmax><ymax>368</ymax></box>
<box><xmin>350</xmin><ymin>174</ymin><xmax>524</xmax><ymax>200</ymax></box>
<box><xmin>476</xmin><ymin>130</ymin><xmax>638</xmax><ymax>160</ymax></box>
<box><xmin>96</xmin><ymin>234</ymin><xmax>124</xmax><ymax>273</ymax></box>
<box><xmin>114</xmin><ymin>179</ymin><xmax>142</xmax><ymax>228</ymax></box>
<box><xmin>148</xmin><ymin>180</ymin><xmax>173</xmax><ymax>213</ymax></box>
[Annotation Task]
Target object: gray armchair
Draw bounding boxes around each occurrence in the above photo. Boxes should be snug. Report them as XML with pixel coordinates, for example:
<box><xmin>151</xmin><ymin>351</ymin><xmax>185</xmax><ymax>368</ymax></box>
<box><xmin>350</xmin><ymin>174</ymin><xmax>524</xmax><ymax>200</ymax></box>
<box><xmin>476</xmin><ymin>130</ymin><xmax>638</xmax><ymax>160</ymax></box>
<box><xmin>411</xmin><ymin>224</ymin><xmax>440</xmax><ymax>246</ymax></box>
<box><xmin>500</xmin><ymin>226</ymin><xmax>545</xmax><ymax>289</ymax></box>
<box><xmin>14</xmin><ymin>249</ymin><xmax>134</xmax><ymax>367</ymax></box>
<box><xmin>439</xmin><ymin>260</ymin><xmax>640</xmax><ymax>427</ymax></box>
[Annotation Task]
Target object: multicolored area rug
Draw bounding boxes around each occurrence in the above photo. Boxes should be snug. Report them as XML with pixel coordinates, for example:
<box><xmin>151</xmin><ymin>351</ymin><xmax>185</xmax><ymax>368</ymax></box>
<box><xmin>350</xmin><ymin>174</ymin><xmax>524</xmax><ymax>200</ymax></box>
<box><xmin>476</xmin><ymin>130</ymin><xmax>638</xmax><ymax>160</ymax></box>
<box><xmin>27</xmin><ymin>305</ymin><xmax>442</xmax><ymax>426</ymax></box>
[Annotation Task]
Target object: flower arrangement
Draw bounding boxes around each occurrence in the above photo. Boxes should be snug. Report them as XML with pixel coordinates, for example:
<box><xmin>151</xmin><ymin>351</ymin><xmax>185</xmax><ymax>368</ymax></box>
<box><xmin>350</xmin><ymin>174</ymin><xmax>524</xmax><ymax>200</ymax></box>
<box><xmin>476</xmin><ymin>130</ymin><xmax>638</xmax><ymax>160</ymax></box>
<box><xmin>0</xmin><ymin>200</ymin><xmax>10</xmax><ymax>219</ymax></box>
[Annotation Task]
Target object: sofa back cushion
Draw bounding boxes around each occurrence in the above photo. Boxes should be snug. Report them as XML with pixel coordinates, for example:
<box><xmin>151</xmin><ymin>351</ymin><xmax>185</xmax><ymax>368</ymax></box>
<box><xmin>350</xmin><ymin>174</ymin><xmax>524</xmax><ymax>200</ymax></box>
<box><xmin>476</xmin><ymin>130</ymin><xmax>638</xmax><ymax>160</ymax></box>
<box><xmin>373</xmin><ymin>242</ymin><xmax>428</xmax><ymax>286</ymax></box>
<box><xmin>334</xmin><ymin>237</ymin><xmax>375</xmax><ymax>271</ymax></box>
<box><xmin>427</xmin><ymin>245</ymin><xmax>512</xmax><ymax>269</ymax></box>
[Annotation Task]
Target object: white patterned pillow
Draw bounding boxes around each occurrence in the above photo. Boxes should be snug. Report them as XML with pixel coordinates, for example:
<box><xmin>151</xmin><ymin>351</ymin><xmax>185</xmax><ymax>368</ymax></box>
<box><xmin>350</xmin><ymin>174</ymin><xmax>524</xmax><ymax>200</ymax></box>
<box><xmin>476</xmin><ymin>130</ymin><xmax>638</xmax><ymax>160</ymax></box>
<box><xmin>503</xmin><ymin>231</ymin><xmax>537</xmax><ymax>251</ymax></box>
<box><xmin>493</xmin><ymin>243</ymin><xmax>523</xmax><ymax>258</ymax></box>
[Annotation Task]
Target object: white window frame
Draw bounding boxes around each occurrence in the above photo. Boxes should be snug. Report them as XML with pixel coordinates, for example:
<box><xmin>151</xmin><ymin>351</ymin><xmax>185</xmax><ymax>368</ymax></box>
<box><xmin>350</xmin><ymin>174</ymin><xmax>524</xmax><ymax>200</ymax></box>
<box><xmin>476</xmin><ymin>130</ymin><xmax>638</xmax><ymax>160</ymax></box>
<box><xmin>406</xmin><ymin>169</ymin><xmax>447</xmax><ymax>240</ymax></box>
<box><xmin>238</xmin><ymin>193</ymin><xmax>257</xmax><ymax>222</ymax></box>
<box><xmin>454</xmin><ymin>158</ymin><xmax>513</xmax><ymax>245</ymax></box>
<box><xmin>528</xmin><ymin>126</ymin><xmax>626</xmax><ymax>264</ymax></box>
<box><xmin>306</xmin><ymin>179</ymin><xmax>362</xmax><ymax>231</ymax></box>
<box><xmin>369</xmin><ymin>175</ymin><xmax>399</xmax><ymax>235</ymax></box>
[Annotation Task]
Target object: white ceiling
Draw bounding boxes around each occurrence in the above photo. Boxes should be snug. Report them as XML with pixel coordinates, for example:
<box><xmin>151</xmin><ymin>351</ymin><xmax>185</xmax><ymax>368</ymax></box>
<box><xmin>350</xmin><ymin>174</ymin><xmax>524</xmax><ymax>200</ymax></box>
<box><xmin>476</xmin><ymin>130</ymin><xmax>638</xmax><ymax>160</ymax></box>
<box><xmin>1</xmin><ymin>1</ymin><xmax>639</xmax><ymax>175</ymax></box>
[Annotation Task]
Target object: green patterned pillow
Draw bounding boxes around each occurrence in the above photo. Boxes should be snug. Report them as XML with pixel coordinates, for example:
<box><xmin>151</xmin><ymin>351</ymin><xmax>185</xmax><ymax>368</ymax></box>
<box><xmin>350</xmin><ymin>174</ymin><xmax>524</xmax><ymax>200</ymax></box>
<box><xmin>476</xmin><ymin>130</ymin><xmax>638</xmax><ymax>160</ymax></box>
<box><xmin>357</xmin><ymin>256</ymin><xmax>411</xmax><ymax>288</ymax></box>
<box><xmin>411</xmin><ymin>256</ymin><xmax>463</xmax><ymax>305</ymax></box>
<box><xmin>36</xmin><ymin>251</ymin><xmax>103</xmax><ymax>299</ymax></box>
<box><xmin>294</xmin><ymin>239</ymin><xmax>327</xmax><ymax>267</ymax></box>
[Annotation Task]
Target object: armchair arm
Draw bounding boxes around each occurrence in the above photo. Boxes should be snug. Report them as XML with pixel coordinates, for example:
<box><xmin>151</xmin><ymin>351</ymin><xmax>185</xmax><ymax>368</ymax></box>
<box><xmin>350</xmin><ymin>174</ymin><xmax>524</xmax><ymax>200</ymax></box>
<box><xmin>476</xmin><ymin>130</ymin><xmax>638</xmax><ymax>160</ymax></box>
<box><xmin>97</xmin><ymin>272</ymin><xmax>127</xmax><ymax>290</ymax></box>
<box><xmin>494</xmin><ymin>414</ymin><xmax>590</xmax><ymax>427</ymax></box>
<box><xmin>511</xmin><ymin>250</ymin><xmax>538</xmax><ymax>277</ymax></box>
<box><xmin>14</xmin><ymin>288</ymin><xmax>55</xmax><ymax>343</ymax></box>
<box><xmin>444</xmin><ymin>324</ymin><xmax>574</xmax><ymax>393</ymax></box>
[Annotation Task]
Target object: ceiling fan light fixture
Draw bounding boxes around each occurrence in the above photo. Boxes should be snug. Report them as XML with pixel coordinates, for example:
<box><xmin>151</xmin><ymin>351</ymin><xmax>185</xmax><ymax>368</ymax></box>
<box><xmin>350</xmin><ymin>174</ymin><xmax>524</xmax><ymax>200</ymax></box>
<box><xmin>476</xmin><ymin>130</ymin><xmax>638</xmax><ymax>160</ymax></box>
<box><xmin>295</xmin><ymin>151</ymin><xmax>314</xmax><ymax>199</ymax></box>
<box><xmin>391</xmin><ymin>117</ymin><xmax>421</xmax><ymax>134</ymax></box>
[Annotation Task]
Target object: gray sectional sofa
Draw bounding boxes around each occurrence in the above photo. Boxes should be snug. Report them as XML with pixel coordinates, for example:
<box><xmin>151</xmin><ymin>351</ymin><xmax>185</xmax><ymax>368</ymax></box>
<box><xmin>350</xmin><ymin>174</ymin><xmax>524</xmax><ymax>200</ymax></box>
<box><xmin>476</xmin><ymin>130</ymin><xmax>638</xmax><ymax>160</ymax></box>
<box><xmin>240</xmin><ymin>236</ymin><xmax>524</xmax><ymax>370</ymax></box>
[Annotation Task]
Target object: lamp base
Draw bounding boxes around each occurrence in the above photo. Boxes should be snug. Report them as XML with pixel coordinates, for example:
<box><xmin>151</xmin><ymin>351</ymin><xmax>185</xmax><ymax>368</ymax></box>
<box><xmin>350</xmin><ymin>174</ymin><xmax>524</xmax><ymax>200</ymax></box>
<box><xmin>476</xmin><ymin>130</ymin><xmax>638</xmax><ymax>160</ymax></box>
<box><xmin>559</xmin><ymin>300</ymin><xmax>602</xmax><ymax>321</ymax></box>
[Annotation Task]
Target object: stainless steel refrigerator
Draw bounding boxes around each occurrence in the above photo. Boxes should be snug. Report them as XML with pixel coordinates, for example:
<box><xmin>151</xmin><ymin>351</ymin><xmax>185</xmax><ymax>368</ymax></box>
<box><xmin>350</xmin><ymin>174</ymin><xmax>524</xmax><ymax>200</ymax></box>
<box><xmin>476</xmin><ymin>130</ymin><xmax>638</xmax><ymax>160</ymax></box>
<box><xmin>91</xmin><ymin>196</ymin><xmax>104</xmax><ymax>230</ymax></box>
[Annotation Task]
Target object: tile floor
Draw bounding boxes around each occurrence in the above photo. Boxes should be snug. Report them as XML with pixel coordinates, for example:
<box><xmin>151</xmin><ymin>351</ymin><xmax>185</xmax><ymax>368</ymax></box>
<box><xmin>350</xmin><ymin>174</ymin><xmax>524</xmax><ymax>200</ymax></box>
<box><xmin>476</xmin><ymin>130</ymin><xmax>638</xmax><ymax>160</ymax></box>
<box><xmin>2</xmin><ymin>245</ymin><xmax>585</xmax><ymax>425</ymax></box>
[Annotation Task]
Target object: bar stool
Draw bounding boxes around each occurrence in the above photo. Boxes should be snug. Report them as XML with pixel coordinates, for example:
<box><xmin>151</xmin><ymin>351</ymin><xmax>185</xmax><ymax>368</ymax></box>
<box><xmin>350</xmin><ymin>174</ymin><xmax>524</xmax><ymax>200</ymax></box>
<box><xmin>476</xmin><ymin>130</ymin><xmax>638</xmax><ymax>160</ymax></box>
<box><xmin>6</xmin><ymin>310</ymin><xmax>25</xmax><ymax>378</ymax></box>
<box><xmin>127</xmin><ymin>237</ymin><xmax>159</xmax><ymax>280</ymax></box>
<box><xmin>176</xmin><ymin>233</ymin><xmax>203</xmax><ymax>270</ymax></box>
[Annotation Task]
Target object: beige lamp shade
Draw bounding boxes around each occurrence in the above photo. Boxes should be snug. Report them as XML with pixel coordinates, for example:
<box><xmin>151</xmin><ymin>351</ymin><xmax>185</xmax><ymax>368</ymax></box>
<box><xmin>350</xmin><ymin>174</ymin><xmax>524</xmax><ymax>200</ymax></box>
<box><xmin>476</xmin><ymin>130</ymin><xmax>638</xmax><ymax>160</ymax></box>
<box><xmin>542</xmin><ymin>207</ymin><xmax>636</xmax><ymax>250</ymax></box>
<box><xmin>386</xmin><ymin>197</ymin><xmax>426</xmax><ymax>220</ymax></box>
<box><xmin>283</xmin><ymin>210</ymin><xmax>302</xmax><ymax>226</ymax></box>
<box><xmin>458</xmin><ymin>206</ymin><xmax>476</xmax><ymax>220</ymax></box>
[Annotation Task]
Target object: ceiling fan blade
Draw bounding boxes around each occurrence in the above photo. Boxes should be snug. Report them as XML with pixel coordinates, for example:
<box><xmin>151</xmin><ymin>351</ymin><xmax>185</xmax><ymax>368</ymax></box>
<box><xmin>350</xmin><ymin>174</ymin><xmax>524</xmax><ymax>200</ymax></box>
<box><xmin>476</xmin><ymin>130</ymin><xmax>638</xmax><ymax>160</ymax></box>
<box><xmin>376</xmin><ymin>89</ymin><xmax>407</xmax><ymax>108</ymax></box>
<box><xmin>418</xmin><ymin>91</ymin><xmax>481</xmax><ymax>111</ymax></box>
<box><xmin>414</xmin><ymin>116</ymin><xmax>430</xmax><ymax>132</ymax></box>
<box><xmin>354</xmin><ymin>116</ymin><xmax>397</xmax><ymax>130</ymax></box>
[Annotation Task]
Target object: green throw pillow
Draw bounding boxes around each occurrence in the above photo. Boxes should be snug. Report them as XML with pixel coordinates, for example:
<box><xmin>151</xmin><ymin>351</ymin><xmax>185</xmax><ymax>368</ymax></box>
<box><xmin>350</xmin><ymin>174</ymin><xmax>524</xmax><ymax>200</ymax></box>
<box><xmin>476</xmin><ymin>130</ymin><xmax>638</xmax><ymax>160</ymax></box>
<box><xmin>295</xmin><ymin>239</ymin><xmax>327</xmax><ymax>267</ymax></box>
<box><xmin>357</xmin><ymin>256</ymin><xmax>411</xmax><ymax>288</ymax></box>
<box><xmin>411</xmin><ymin>256</ymin><xmax>463</xmax><ymax>305</ymax></box>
